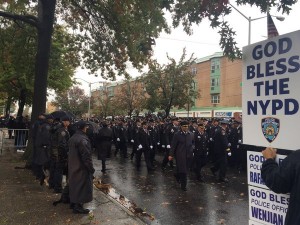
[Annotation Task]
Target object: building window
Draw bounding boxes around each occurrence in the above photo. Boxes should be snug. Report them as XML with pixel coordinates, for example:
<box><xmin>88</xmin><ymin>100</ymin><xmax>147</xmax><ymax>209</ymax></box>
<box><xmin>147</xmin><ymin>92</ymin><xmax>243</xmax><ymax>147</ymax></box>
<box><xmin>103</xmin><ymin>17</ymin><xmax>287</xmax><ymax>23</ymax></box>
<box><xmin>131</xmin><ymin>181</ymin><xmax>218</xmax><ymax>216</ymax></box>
<box><xmin>211</xmin><ymin>61</ymin><xmax>215</xmax><ymax>73</ymax></box>
<box><xmin>211</xmin><ymin>94</ymin><xmax>220</xmax><ymax>104</ymax></box>
<box><xmin>211</xmin><ymin>78</ymin><xmax>215</xmax><ymax>87</ymax></box>
<box><xmin>211</xmin><ymin>77</ymin><xmax>220</xmax><ymax>87</ymax></box>
<box><xmin>191</xmin><ymin>67</ymin><xmax>197</xmax><ymax>75</ymax></box>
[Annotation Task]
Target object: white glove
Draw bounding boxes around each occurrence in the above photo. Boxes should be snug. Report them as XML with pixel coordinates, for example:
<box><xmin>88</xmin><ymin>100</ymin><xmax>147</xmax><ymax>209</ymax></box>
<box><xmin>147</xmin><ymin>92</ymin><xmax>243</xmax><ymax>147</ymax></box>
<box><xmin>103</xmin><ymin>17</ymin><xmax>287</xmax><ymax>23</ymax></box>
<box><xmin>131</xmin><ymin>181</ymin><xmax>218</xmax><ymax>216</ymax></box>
<box><xmin>131</xmin><ymin>139</ymin><xmax>134</xmax><ymax>143</ymax></box>
<box><xmin>162</xmin><ymin>145</ymin><xmax>165</xmax><ymax>148</ymax></box>
<box><xmin>228</xmin><ymin>143</ymin><xmax>231</xmax><ymax>147</ymax></box>
<box><xmin>238</xmin><ymin>140</ymin><xmax>242</xmax><ymax>144</ymax></box>
<box><xmin>138</xmin><ymin>144</ymin><xmax>143</xmax><ymax>149</ymax></box>
<box><xmin>150</xmin><ymin>145</ymin><xmax>153</xmax><ymax>149</ymax></box>
<box><xmin>117</xmin><ymin>138</ymin><xmax>120</xmax><ymax>142</ymax></box>
<box><xmin>167</xmin><ymin>145</ymin><xmax>171</xmax><ymax>149</ymax></box>
<box><xmin>228</xmin><ymin>152</ymin><xmax>232</xmax><ymax>156</ymax></box>
<box><xmin>209</xmin><ymin>138</ymin><xmax>213</xmax><ymax>141</ymax></box>
<box><xmin>157</xmin><ymin>142</ymin><xmax>160</xmax><ymax>145</ymax></box>
<box><xmin>237</xmin><ymin>145</ymin><xmax>239</xmax><ymax>149</ymax></box>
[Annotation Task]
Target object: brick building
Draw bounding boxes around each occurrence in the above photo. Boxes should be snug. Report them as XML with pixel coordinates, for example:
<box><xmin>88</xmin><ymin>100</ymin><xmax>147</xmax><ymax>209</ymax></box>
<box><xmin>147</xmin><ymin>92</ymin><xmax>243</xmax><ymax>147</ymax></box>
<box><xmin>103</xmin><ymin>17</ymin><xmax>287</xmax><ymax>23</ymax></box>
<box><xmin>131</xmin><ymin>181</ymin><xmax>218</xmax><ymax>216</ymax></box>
<box><xmin>91</xmin><ymin>52</ymin><xmax>242</xmax><ymax>118</ymax></box>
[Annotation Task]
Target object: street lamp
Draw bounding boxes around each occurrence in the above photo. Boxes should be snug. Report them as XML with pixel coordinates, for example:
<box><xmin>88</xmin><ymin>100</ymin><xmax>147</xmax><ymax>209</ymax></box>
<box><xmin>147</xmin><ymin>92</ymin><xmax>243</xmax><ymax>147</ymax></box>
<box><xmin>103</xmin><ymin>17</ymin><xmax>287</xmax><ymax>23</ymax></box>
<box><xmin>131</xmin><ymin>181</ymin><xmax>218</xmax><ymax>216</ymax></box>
<box><xmin>229</xmin><ymin>3</ymin><xmax>285</xmax><ymax>45</ymax></box>
<box><xmin>74</xmin><ymin>78</ymin><xmax>104</xmax><ymax>119</ymax></box>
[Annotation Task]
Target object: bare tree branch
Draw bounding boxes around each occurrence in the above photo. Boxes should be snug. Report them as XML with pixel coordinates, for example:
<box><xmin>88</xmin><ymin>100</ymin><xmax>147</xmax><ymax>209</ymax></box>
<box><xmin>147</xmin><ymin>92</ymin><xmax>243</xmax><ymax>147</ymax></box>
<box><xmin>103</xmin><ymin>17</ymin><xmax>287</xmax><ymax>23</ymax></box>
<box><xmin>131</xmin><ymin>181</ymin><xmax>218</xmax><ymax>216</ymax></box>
<box><xmin>0</xmin><ymin>10</ymin><xmax>39</xmax><ymax>28</ymax></box>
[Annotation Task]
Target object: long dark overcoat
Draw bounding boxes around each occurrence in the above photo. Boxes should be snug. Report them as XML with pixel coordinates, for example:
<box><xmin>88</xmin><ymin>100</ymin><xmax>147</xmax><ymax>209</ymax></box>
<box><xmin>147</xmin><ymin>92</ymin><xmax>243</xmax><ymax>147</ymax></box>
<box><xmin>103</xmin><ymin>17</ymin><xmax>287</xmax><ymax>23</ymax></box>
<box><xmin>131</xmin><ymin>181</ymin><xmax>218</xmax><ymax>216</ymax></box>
<box><xmin>34</xmin><ymin>121</ymin><xmax>51</xmax><ymax>165</ymax></box>
<box><xmin>94</xmin><ymin>127</ymin><xmax>113</xmax><ymax>160</ymax></box>
<box><xmin>170</xmin><ymin>130</ymin><xmax>194</xmax><ymax>173</ymax></box>
<box><xmin>68</xmin><ymin>130</ymin><xmax>95</xmax><ymax>204</ymax></box>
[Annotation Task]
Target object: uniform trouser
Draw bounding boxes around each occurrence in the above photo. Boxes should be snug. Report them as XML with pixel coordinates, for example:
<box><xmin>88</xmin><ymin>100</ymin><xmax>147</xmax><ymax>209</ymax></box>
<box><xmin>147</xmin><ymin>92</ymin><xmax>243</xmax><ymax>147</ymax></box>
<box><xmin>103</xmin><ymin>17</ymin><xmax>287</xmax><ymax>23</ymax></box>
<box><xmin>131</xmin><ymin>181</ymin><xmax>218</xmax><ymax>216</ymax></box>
<box><xmin>195</xmin><ymin>156</ymin><xmax>207</xmax><ymax>178</ymax></box>
<box><xmin>101</xmin><ymin>159</ymin><xmax>106</xmax><ymax>171</ymax></box>
<box><xmin>208</xmin><ymin>142</ymin><xmax>215</xmax><ymax>162</ymax></box>
<box><xmin>135</xmin><ymin>148</ymin><xmax>152</xmax><ymax>169</ymax></box>
<box><xmin>49</xmin><ymin>157</ymin><xmax>64</xmax><ymax>190</ymax></box>
<box><xmin>211</xmin><ymin>154</ymin><xmax>227</xmax><ymax>179</ymax></box>
<box><xmin>174</xmin><ymin>172</ymin><xmax>187</xmax><ymax>189</ymax></box>
<box><xmin>229</xmin><ymin>147</ymin><xmax>238</xmax><ymax>167</ymax></box>
<box><xmin>149</xmin><ymin>145</ymin><xmax>157</xmax><ymax>166</ymax></box>
<box><xmin>120</xmin><ymin>142</ymin><xmax>127</xmax><ymax>157</ymax></box>
<box><xmin>162</xmin><ymin>148</ymin><xmax>173</xmax><ymax>168</ymax></box>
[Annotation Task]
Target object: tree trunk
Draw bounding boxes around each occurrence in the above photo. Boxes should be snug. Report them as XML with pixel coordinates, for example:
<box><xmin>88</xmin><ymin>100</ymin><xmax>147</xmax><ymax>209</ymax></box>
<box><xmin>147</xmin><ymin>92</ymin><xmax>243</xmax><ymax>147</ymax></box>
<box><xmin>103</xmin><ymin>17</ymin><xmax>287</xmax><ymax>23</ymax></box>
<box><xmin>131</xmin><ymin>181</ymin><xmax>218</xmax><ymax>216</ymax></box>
<box><xmin>25</xmin><ymin>0</ymin><xmax>56</xmax><ymax>163</ymax></box>
<box><xmin>31</xmin><ymin>0</ymin><xmax>57</xmax><ymax>122</ymax></box>
<box><xmin>17</xmin><ymin>89</ymin><xmax>27</xmax><ymax>117</ymax></box>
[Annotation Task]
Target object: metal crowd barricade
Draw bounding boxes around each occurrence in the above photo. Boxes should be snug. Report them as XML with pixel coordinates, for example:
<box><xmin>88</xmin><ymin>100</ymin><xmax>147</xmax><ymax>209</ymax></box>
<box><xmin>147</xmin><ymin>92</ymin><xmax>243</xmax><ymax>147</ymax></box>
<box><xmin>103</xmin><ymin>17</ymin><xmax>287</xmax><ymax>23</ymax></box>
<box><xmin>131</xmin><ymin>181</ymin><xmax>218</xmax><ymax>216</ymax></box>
<box><xmin>0</xmin><ymin>128</ymin><xmax>29</xmax><ymax>154</ymax></box>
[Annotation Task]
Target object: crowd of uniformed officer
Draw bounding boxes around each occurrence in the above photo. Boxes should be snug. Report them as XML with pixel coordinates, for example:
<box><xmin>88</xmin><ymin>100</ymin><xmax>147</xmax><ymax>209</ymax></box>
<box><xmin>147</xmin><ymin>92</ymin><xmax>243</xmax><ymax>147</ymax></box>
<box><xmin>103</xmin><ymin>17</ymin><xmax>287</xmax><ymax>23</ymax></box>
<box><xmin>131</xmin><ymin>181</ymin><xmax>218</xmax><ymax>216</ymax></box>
<box><xmin>30</xmin><ymin>114</ymin><xmax>246</xmax><ymax>196</ymax></box>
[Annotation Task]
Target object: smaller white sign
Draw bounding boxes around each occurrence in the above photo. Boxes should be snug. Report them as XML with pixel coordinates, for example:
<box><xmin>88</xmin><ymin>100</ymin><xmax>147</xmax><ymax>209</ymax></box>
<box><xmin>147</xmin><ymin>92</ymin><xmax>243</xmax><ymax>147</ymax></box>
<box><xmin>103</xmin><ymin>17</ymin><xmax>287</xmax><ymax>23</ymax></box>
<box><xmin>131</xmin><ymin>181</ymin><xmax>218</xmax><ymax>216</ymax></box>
<box><xmin>249</xmin><ymin>186</ymin><xmax>289</xmax><ymax>225</ymax></box>
<box><xmin>247</xmin><ymin>151</ymin><xmax>286</xmax><ymax>189</ymax></box>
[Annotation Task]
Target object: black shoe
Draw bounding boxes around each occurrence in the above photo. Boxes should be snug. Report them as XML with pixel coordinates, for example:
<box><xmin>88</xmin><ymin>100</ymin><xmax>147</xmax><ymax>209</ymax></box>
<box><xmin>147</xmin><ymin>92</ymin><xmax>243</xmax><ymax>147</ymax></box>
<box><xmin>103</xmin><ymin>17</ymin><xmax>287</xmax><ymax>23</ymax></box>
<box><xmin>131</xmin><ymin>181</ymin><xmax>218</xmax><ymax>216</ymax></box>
<box><xmin>70</xmin><ymin>203</ymin><xmax>75</xmax><ymax>209</ymax></box>
<box><xmin>210</xmin><ymin>168</ymin><xmax>216</xmax><ymax>177</ymax></box>
<box><xmin>73</xmin><ymin>204</ymin><xmax>89</xmax><ymax>214</ymax></box>
<box><xmin>181</xmin><ymin>186</ymin><xmax>187</xmax><ymax>191</ymax></box>
<box><xmin>218</xmin><ymin>178</ymin><xmax>229</xmax><ymax>183</ymax></box>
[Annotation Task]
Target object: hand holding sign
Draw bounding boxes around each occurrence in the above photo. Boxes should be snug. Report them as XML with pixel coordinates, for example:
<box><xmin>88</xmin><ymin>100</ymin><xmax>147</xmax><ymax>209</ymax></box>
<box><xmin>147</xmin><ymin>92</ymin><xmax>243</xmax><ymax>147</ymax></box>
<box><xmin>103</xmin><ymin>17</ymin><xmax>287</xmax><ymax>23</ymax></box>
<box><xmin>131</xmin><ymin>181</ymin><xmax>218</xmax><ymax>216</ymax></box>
<box><xmin>262</xmin><ymin>147</ymin><xmax>277</xmax><ymax>160</ymax></box>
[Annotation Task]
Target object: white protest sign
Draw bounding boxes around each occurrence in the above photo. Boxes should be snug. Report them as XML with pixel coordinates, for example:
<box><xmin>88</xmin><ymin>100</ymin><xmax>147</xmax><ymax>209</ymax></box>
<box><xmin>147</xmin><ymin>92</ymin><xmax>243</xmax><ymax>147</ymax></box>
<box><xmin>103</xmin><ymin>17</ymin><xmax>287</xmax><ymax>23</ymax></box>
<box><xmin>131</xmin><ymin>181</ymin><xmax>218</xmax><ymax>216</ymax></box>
<box><xmin>242</xmin><ymin>30</ymin><xmax>300</xmax><ymax>150</ymax></box>
<box><xmin>247</xmin><ymin>151</ymin><xmax>286</xmax><ymax>189</ymax></box>
<box><xmin>249</xmin><ymin>186</ymin><xmax>289</xmax><ymax>225</ymax></box>
<box><xmin>247</xmin><ymin>151</ymin><xmax>290</xmax><ymax>225</ymax></box>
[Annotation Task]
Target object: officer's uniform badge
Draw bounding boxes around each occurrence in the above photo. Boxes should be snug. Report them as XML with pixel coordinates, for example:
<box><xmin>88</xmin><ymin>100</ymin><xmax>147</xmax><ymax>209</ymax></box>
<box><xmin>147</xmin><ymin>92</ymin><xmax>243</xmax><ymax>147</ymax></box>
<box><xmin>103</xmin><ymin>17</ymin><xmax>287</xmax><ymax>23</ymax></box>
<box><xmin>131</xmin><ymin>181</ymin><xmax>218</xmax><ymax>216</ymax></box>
<box><xmin>261</xmin><ymin>117</ymin><xmax>280</xmax><ymax>143</ymax></box>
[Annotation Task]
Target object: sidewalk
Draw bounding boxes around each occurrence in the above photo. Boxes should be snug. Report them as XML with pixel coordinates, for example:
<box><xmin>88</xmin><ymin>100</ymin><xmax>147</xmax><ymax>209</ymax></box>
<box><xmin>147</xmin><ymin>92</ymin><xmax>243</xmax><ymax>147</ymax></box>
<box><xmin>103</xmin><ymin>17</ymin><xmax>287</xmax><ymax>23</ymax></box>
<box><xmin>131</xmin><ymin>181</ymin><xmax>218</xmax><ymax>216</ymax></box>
<box><xmin>0</xmin><ymin>146</ymin><xmax>145</xmax><ymax>225</ymax></box>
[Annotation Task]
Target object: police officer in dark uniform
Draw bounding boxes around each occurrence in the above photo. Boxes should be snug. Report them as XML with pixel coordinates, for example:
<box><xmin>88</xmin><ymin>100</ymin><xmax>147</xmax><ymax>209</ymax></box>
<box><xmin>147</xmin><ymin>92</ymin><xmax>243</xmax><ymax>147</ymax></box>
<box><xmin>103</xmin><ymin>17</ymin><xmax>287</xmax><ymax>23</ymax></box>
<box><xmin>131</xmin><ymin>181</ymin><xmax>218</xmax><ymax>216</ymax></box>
<box><xmin>228</xmin><ymin>120</ymin><xmax>243</xmax><ymax>171</ymax></box>
<box><xmin>168</xmin><ymin>120</ymin><xmax>194</xmax><ymax>191</ymax></box>
<box><xmin>210</xmin><ymin>119</ymin><xmax>230</xmax><ymax>183</ymax></box>
<box><xmin>114</xmin><ymin>120</ymin><xmax>128</xmax><ymax>158</ymax></box>
<box><xmin>194</xmin><ymin>122</ymin><xmax>208</xmax><ymax>182</ymax></box>
<box><xmin>208</xmin><ymin>118</ymin><xmax>221</xmax><ymax>162</ymax></box>
<box><xmin>162</xmin><ymin>117</ymin><xmax>179</xmax><ymax>171</ymax></box>
<box><xmin>34</xmin><ymin>114</ymin><xmax>54</xmax><ymax>185</ymax></box>
<box><xmin>130</xmin><ymin>120</ymin><xmax>141</xmax><ymax>160</ymax></box>
<box><xmin>51</xmin><ymin>116</ymin><xmax>70</xmax><ymax>192</ymax></box>
<box><xmin>68</xmin><ymin>120</ymin><xmax>94</xmax><ymax>214</ymax></box>
<box><xmin>94</xmin><ymin>121</ymin><xmax>113</xmax><ymax>173</ymax></box>
<box><xmin>148</xmin><ymin>119</ymin><xmax>159</xmax><ymax>167</ymax></box>
<box><xmin>135</xmin><ymin>121</ymin><xmax>154</xmax><ymax>172</ymax></box>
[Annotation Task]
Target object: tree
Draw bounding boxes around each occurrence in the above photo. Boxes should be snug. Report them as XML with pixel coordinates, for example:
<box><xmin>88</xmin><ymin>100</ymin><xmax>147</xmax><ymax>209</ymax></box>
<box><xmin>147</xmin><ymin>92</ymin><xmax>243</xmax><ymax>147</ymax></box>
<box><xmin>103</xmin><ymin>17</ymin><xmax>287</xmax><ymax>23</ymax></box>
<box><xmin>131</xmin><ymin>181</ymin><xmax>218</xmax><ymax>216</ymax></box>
<box><xmin>1</xmin><ymin>1</ymin><xmax>296</xmax><ymax>123</ymax></box>
<box><xmin>53</xmin><ymin>86</ymin><xmax>89</xmax><ymax>117</ymax></box>
<box><xmin>143</xmin><ymin>48</ymin><xmax>199</xmax><ymax>117</ymax></box>
<box><xmin>112</xmin><ymin>78</ymin><xmax>147</xmax><ymax>117</ymax></box>
<box><xmin>91</xmin><ymin>84</ymin><xmax>114</xmax><ymax>118</ymax></box>
<box><xmin>0</xmin><ymin>21</ymin><xmax>79</xmax><ymax>117</ymax></box>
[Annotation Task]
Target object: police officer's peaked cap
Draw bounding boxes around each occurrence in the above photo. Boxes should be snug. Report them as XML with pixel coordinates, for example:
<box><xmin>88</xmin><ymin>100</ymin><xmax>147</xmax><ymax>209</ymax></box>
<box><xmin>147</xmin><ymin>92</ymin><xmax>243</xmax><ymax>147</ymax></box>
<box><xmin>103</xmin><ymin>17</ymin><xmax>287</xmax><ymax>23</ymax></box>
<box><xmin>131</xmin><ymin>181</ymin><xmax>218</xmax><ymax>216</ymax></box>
<box><xmin>171</xmin><ymin>117</ymin><xmax>179</xmax><ymax>121</ymax></box>
<box><xmin>180</xmin><ymin>121</ymin><xmax>189</xmax><ymax>126</ymax></box>
<box><xmin>77</xmin><ymin>120</ymin><xmax>89</xmax><ymax>129</ymax></box>
<box><xmin>219</xmin><ymin>119</ymin><xmax>230</xmax><ymax>125</ymax></box>
<box><xmin>61</xmin><ymin>116</ymin><xmax>71</xmax><ymax>122</ymax></box>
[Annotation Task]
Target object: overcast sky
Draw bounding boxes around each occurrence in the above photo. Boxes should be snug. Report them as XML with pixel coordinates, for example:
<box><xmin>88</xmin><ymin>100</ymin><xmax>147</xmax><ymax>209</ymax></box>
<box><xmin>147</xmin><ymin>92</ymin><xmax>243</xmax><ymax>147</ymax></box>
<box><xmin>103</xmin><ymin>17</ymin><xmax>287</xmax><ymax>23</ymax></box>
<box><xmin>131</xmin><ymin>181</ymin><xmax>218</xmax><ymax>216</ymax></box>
<box><xmin>74</xmin><ymin>1</ymin><xmax>300</xmax><ymax>93</ymax></box>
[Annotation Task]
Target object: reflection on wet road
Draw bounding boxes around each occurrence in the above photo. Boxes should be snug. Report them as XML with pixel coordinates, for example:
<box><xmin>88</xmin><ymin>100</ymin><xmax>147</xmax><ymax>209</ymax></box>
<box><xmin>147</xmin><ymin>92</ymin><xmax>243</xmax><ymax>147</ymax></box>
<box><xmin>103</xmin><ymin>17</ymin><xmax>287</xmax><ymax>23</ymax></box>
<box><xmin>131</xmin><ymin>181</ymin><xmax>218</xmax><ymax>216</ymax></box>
<box><xmin>93</xmin><ymin>152</ymin><xmax>248</xmax><ymax>225</ymax></box>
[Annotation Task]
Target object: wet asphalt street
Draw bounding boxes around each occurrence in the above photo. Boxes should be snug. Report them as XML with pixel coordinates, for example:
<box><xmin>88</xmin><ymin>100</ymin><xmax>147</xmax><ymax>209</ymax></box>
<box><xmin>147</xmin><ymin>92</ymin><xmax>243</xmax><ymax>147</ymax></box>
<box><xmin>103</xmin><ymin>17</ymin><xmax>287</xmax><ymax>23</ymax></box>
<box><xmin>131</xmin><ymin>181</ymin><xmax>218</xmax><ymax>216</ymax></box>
<box><xmin>93</xmin><ymin>148</ymin><xmax>248</xmax><ymax>225</ymax></box>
